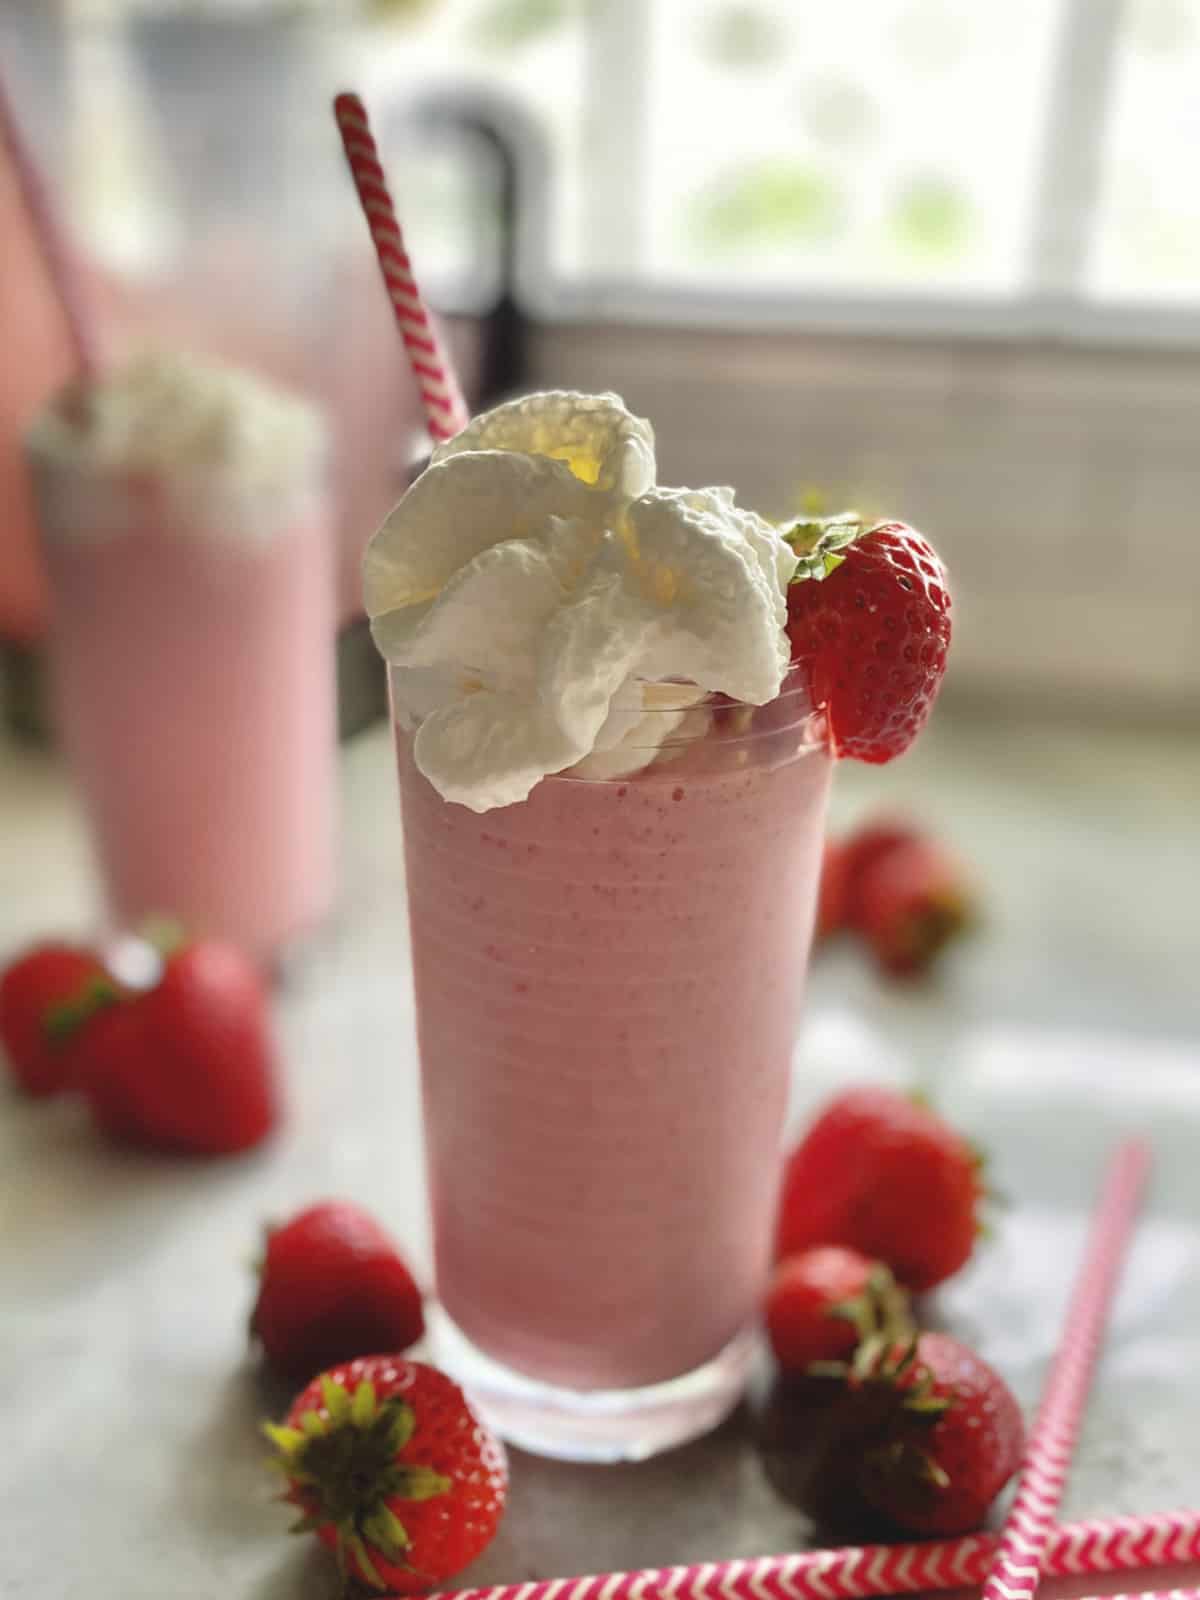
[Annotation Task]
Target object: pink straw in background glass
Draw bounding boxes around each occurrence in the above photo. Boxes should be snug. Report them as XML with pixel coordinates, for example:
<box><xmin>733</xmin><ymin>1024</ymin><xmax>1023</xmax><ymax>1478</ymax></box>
<box><xmin>0</xmin><ymin>68</ymin><xmax>100</xmax><ymax>386</ymax></box>
<box><xmin>332</xmin><ymin>90</ymin><xmax>469</xmax><ymax>443</ymax></box>
<box><xmin>432</xmin><ymin>1508</ymin><xmax>1200</xmax><ymax>1600</ymax></box>
<box><xmin>980</xmin><ymin>1139</ymin><xmax>1151</xmax><ymax>1600</ymax></box>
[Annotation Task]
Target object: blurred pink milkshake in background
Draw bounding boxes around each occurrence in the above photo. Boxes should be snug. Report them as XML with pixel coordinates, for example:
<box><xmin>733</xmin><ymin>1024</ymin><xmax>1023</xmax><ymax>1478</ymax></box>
<box><xmin>27</xmin><ymin>348</ymin><xmax>336</xmax><ymax>965</ymax></box>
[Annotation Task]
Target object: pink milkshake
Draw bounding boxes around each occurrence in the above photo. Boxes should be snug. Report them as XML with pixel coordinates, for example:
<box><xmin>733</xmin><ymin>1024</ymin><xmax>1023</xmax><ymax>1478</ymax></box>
<box><xmin>398</xmin><ymin>681</ymin><xmax>831</xmax><ymax>1436</ymax></box>
<box><xmin>364</xmin><ymin>391</ymin><xmax>832</xmax><ymax>1457</ymax></box>
<box><xmin>367</xmin><ymin>383</ymin><xmax>952</xmax><ymax>1460</ymax></box>
<box><xmin>28</xmin><ymin>350</ymin><xmax>336</xmax><ymax>964</ymax></box>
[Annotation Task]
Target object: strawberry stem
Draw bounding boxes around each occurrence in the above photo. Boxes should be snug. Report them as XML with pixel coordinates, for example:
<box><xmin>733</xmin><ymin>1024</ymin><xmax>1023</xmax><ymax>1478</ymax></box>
<box><xmin>138</xmin><ymin>916</ymin><xmax>188</xmax><ymax>958</ymax></box>
<box><xmin>781</xmin><ymin>513</ymin><xmax>865</xmax><ymax>584</ymax></box>
<box><xmin>265</xmin><ymin>1379</ymin><xmax>449</xmax><ymax>1593</ymax></box>
<box><xmin>43</xmin><ymin>974</ymin><xmax>121</xmax><ymax>1042</ymax></box>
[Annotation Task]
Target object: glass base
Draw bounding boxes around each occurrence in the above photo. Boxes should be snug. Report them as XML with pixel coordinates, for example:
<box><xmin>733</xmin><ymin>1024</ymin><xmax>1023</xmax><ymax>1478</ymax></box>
<box><xmin>428</xmin><ymin>1304</ymin><xmax>755</xmax><ymax>1462</ymax></box>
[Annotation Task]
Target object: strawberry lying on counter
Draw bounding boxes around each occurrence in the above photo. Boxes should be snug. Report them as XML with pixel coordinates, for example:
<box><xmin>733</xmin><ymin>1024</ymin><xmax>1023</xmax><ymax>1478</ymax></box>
<box><xmin>763</xmin><ymin>1313</ymin><xmax>1025</xmax><ymax>1539</ymax></box>
<box><xmin>0</xmin><ymin>932</ymin><xmax>279</xmax><ymax>1155</ymax></box>
<box><xmin>815</xmin><ymin>815</ymin><xmax>977</xmax><ymax>978</ymax></box>
<box><xmin>252</xmin><ymin>1200</ymin><xmax>425</xmax><ymax>1382</ymax></box>
<box><xmin>766</xmin><ymin>1084</ymin><xmax>1020</xmax><ymax>1537</ymax></box>
<box><xmin>765</xmin><ymin>1245</ymin><xmax>911</xmax><ymax>1373</ymax></box>
<box><xmin>0</xmin><ymin>940</ymin><xmax>108</xmax><ymax>1097</ymax></box>
<box><xmin>265</xmin><ymin>1355</ymin><xmax>507</xmax><ymax>1593</ymax></box>
<box><xmin>852</xmin><ymin>1330</ymin><xmax>1025</xmax><ymax>1535</ymax></box>
<box><xmin>776</xmin><ymin>1085</ymin><xmax>985</xmax><ymax>1292</ymax></box>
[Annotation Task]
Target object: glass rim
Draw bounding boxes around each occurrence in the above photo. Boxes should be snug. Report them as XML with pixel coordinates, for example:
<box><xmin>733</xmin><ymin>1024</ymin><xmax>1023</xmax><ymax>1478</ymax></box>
<box><xmin>391</xmin><ymin>665</ymin><xmax>829</xmax><ymax>774</ymax></box>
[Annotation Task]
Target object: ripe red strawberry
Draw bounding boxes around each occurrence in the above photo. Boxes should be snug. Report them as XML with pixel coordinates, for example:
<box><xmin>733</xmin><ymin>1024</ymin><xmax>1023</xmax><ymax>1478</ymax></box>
<box><xmin>856</xmin><ymin>836</ymin><xmax>974</xmax><ymax>977</ymax></box>
<box><xmin>785</xmin><ymin>519</ymin><xmax>952</xmax><ymax>763</ymax></box>
<box><xmin>766</xmin><ymin>1246</ymin><xmax>909</xmax><ymax>1372</ymax></box>
<box><xmin>776</xmin><ymin>1086</ymin><xmax>983</xmax><ymax>1291</ymax></box>
<box><xmin>0</xmin><ymin>941</ymin><xmax>109</xmax><ymax>1096</ymax></box>
<box><xmin>78</xmin><ymin>939</ymin><xmax>278</xmax><ymax>1155</ymax></box>
<box><xmin>266</xmin><ymin>1355</ymin><xmax>508</xmax><ymax>1593</ymax></box>
<box><xmin>815</xmin><ymin>838</ymin><xmax>851</xmax><ymax>941</ymax></box>
<box><xmin>840</xmin><ymin>817</ymin><xmax>922</xmax><ymax>923</ymax></box>
<box><xmin>856</xmin><ymin>1332</ymin><xmax>1025</xmax><ymax>1535</ymax></box>
<box><xmin>252</xmin><ymin>1201</ymin><xmax>425</xmax><ymax>1382</ymax></box>
<box><xmin>80</xmin><ymin>998</ymin><xmax>160</xmax><ymax>1141</ymax></box>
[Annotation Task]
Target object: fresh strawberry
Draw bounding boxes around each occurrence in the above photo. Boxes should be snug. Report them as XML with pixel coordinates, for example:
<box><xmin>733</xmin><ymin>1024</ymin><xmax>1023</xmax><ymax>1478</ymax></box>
<box><xmin>856</xmin><ymin>836</ymin><xmax>974</xmax><ymax>977</ymax></box>
<box><xmin>766</xmin><ymin>1246</ymin><xmax>911</xmax><ymax>1372</ymax></box>
<box><xmin>266</xmin><ymin>1355</ymin><xmax>508</xmax><ymax>1593</ymax></box>
<box><xmin>840</xmin><ymin>817</ymin><xmax>922</xmax><ymax>924</ymax></box>
<box><xmin>815</xmin><ymin>838</ymin><xmax>850</xmax><ymax>941</ymax></box>
<box><xmin>0</xmin><ymin>941</ymin><xmax>110</xmax><ymax>1096</ymax></box>
<box><xmin>776</xmin><ymin>1086</ymin><xmax>983</xmax><ymax>1291</ymax></box>
<box><xmin>856</xmin><ymin>1332</ymin><xmax>1025</xmax><ymax>1535</ymax></box>
<box><xmin>252</xmin><ymin>1201</ymin><xmax>425</xmax><ymax>1382</ymax></box>
<box><xmin>77</xmin><ymin>995</ymin><xmax>158</xmax><ymax>1141</ymax></box>
<box><xmin>785</xmin><ymin>518</ymin><xmax>952</xmax><ymax>763</ymax></box>
<box><xmin>78</xmin><ymin>939</ymin><xmax>279</xmax><ymax>1155</ymax></box>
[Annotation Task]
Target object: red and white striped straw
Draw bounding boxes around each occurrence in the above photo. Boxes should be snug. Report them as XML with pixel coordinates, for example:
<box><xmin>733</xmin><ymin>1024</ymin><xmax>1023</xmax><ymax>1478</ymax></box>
<box><xmin>1075</xmin><ymin>1592</ymin><xmax>1200</xmax><ymax>1600</ymax></box>
<box><xmin>0</xmin><ymin>69</ymin><xmax>99</xmax><ymax>384</ymax></box>
<box><xmin>333</xmin><ymin>90</ymin><xmax>469</xmax><ymax>443</ymax></box>
<box><xmin>431</xmin><ymin>1508</ymin><xmax>1200</xmax><ymax>1600</ymax></box>
<box><xmin>980</xmin><ymin>1138</ymin><xmax>1151</xmax><ymax>1600</ymax></box>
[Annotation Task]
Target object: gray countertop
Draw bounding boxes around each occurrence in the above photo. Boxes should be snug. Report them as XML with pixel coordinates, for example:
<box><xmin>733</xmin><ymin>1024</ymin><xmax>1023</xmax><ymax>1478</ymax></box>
<box><xmin>2</xmin><ymin>709</ymin><xmax>1198</xmax><ymax>1599</ymax></box>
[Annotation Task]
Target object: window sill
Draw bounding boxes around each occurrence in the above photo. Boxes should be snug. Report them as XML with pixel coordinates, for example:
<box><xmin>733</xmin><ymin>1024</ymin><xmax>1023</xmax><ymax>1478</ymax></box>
<box><xmin>444</xmin><ymin>270</ymin><xmax>1200</xmax><ymax>354</ymax></box>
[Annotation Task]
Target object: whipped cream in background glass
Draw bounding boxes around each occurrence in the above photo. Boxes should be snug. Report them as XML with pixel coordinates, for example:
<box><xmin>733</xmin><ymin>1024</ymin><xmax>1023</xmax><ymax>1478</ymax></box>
<box><xmin>364</xmin><ymin>391</ymin><xmax>800</xmax><ymax>812</ymax></box>
<box><xmin>27</xmin><ymin>347</ymin><xmax>325</xmax><ymax>545</ymax></box>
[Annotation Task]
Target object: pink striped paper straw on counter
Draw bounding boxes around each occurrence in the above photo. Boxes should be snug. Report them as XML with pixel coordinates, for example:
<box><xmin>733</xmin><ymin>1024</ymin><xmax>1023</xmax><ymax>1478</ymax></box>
<box><xmin>980</xmin><ymin>1138</ymin><xmax>1151</xmax><ymax>1600</ymax></box>
<box><xmin>1073</xmin><ymin>1592</ymin><xmax>1200</xmax><ymax>1600</ymax></box>
<box><xmin>432</xmin><ymin>1508</ymin><xmax>1200</xmax><ymax>1600</ymax></box>
<box><xmin>333</xmin><ymin>91</ymin><xmax>469</xmax><ymax>443</ymax></box>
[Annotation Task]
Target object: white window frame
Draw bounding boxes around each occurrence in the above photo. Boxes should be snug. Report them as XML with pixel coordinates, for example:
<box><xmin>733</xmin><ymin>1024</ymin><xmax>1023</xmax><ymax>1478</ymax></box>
<box><xmin>510</xmin><ymin>0</ymin><xmax>1200</xmax><ymax>351</ymax></box>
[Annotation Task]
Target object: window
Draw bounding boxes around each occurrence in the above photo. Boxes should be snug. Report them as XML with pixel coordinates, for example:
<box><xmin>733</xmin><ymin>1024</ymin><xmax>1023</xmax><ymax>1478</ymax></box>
<box><xmin>1089</xmin><ymin>0</ymin><xmax>1200</xmax><ymax>301</ymax></box>
<box><xmin>641</xmin><ymin>0</ymin><xmax>1063</xmax><ymax>296</ymax></box>
<box><xmin>68</xmin><ymin>0</ymin><xmax>1200</xmax><ymax>337</ymax></box>
<box><xmin>346</xmin><ymin>0</ymin><xmax>1200</xmax><ymax>332</ymax></box>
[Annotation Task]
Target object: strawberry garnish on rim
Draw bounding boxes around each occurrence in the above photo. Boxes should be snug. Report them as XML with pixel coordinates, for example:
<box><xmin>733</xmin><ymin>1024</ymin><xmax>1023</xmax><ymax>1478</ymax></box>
<box><xmin>784</xmin><ymin>515</ymin><xmax>952</xmax><ymax>763</ymax></box>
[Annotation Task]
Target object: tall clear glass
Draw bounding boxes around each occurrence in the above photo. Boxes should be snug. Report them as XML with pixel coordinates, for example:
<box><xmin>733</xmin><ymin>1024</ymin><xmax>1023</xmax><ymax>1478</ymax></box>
<box><xmin>392</xmin><ymin>668</ymin><xmax>832</xmax><ymax>1460</ymax></box>
<box><xmin>29</xmin><ymin>429</ymin><xmax>336</xmax><ymax>967</ymax></box>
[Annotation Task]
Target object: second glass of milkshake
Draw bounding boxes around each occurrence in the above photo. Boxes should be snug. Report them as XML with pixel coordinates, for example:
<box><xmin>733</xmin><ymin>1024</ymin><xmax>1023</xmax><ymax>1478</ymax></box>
<box><xmin>367</xmin><ymin>392</ymin><xmax>833</xmax><ymax>1459</ymax></box>
<box><xmin>28</xmin><ymin>349</ymin><xmax>337</xmax><ymax>967</ymax></box>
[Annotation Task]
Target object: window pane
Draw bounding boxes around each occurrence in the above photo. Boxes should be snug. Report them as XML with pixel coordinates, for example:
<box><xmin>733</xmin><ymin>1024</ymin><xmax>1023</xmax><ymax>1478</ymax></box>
<box><xmin>644</xmin><ymin>0</ymin><xmax>1065</xmax><ymax>295</ymax></box>
<box><xmin>359</xmin><ymin>0</ymin><xmax>586</xmax><ymax>301</ymax></box>
<box><xmin>1088</xmin><ymin>0</ymin><xmax>1200</xmax><ymax>301</ymax></box>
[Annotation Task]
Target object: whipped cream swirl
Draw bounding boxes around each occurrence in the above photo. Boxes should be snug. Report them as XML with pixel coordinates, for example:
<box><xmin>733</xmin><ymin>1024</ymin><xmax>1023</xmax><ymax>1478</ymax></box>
<box><xmin>364</xmin><ymin>391</ymin><xmax>797</xmax><ymax>811</ymax></box>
